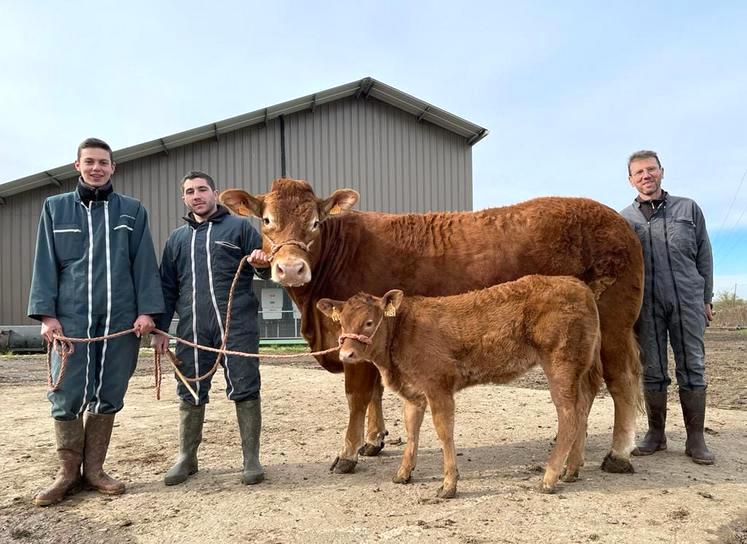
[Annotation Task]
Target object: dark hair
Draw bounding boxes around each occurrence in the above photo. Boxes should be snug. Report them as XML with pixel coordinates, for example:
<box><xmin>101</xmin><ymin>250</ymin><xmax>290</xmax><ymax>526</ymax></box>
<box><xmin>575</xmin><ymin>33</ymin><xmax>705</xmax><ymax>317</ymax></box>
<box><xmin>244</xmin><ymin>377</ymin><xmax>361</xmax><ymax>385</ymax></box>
<box><xmin>181</xmin><ymin>170</ymin><xmax>216</xmax><ymax>191</ymax></box>
<box><xmin>77</xmin><ymin>138</ymin><xmax>113</xmax><ymax>162</ymax></box>
<box><xmin>627</xmin><ymin>150</ymin><xmax>661</xmax><ymax>175</ymax></box>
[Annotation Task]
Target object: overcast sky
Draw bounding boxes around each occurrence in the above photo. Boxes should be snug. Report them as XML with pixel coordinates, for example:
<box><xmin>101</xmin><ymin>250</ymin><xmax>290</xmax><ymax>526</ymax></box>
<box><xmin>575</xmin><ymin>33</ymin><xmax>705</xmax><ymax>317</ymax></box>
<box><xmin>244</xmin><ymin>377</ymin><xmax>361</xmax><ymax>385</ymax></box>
<box><xmin>1</xmin><ymin>1</ymin><xmax>745</xmax><ymax>296</ymax></box>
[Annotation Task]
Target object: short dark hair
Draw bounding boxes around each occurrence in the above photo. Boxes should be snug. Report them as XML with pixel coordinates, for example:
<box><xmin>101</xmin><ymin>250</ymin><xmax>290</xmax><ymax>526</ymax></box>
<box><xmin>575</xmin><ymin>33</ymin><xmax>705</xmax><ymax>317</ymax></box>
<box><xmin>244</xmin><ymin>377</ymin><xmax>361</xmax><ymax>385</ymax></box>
<box><xmin>77</xmin><ymin>138</ymin><xmax>113</xmax><ymax>162</ymax></box>
<box><xmin>627</xmin><ymin>150</ymin><xmax>661</xmax><ymax>175</ymax></box>
<box><xmin>181</xmin><ymin>171</ymin><xmax>216</xmax><ymax>191</ymax></box>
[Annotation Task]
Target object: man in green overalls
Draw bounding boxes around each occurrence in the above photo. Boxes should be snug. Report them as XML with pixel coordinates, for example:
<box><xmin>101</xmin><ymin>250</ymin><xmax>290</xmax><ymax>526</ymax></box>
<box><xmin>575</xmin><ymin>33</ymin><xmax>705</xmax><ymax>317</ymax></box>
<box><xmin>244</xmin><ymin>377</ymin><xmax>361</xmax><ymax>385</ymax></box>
<box><xmin>28</xmin><ymin>138</ymin><xmax>164</xmax><ymax>506</ymax></box>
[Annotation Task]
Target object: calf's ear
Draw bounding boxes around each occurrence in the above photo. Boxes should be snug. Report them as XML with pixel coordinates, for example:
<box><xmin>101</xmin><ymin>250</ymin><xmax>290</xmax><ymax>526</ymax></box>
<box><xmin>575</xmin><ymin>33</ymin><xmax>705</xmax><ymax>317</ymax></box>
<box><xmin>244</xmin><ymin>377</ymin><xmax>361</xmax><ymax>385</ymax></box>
<box><xmin>322</xmin><ymin>189</ymin><xmax>359</xmax><ymax>216</ymax></box>
<box><xmin>316</xmin><ymin>299</ymin><xmax>344</xmax><ymax>322</ymax></box>
<box><xmin>220</xmin><ymin>189</ymin><xmax>263</xmax><ymax>218</ymax></box>
<box><xmin>382</xmin><ymin>289</ymin><xmax>404</xmax><ymax>317</ymax></box>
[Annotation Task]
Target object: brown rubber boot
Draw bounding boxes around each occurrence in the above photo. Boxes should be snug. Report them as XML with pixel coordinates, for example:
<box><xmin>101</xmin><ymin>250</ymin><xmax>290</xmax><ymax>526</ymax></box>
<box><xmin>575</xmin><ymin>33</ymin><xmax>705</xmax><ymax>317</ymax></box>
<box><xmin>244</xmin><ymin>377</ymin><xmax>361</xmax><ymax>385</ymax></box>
<box><xmin>34</xmin><ymin>418</ymin><xmax>84</xmax><ymax>506</ymax></box>
<box><xmin>632</xmin><ymin>390</ymin><xmax>668</xmax><ymax>456</ymax></box>
<box><xmin>679</xmin><ymin>389</ymin><xmax>715</xmax><ymax>465</ymax></box>
<box><xmin>83</xmin><ymin>413</ymin><xmax>126</xmax><ymax>494</ymax></box>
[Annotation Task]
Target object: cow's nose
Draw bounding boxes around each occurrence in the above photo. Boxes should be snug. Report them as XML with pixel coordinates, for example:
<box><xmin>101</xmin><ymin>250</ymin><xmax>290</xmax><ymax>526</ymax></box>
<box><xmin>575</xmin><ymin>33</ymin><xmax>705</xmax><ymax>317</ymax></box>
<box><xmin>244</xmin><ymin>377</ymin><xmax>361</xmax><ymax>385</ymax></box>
<box><xmin>339</xmin><ymin>350</ymin><xmax>356</xmax><ymax>362</ymax></box>
<box><xmin>274</xmin><ymin>259</ymin><xmax>308</xmax><ymax>285</ymax></box>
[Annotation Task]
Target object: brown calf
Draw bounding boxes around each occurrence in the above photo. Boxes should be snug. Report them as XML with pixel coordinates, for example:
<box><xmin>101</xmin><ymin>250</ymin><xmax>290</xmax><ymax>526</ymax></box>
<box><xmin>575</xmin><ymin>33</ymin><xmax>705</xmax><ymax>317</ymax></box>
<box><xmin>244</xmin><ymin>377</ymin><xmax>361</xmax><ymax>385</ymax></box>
<box><xmin>317</xmin><ymin>275</ymin><xmax>604</xmax><ymax>498</ymax></box>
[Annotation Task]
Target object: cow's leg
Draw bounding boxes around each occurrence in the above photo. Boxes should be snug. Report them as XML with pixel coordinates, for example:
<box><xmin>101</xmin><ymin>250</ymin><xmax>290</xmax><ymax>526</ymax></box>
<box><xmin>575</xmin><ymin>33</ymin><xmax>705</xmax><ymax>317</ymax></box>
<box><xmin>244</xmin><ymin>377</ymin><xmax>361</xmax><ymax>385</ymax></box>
<box><xmin>542</xmin><ymin>376</ymin><xmax>580</xmax><ymax>494</ymax></box>
<box><xmin>428</xmin><ymin>393</ymin><xmax>458</xmax><ymax>499</ymax></box>
<box><xmin>359</xmin><ymin>373</ymin><xmax>387</xmax><ymax>457</ymax></box>
<box><xmin>599</xmin><ymin>329</ymin><xmax>640</xmax><ymax>474</ymax></box>
<box><xmin>393</xmin><ymin>397</ymin><xmax>427</xmax><ymax>484</ymax></box>
<box><xmin>330</xmin><ymin>362</ymin><xmax>378</xmax><ymax>474</ymax></box>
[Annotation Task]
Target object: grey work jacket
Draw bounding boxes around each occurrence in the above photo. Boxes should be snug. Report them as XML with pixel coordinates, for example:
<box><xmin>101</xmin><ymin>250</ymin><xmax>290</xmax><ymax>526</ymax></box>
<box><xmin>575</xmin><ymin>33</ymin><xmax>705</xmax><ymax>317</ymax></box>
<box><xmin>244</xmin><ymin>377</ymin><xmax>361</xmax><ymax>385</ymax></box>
<box><xmin>620</xmin><ymin>193</ymin><xmax>713</xmax><ymax>308</ymax></box>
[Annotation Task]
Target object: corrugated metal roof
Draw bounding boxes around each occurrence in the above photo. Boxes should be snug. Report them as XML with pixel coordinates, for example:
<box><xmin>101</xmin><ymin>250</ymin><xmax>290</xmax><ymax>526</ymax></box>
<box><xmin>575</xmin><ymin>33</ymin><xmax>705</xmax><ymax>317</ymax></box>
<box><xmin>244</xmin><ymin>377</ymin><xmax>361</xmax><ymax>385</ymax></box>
<box><xmin>0</xmin><ymin>77</ymin><xmax>487</xmax><ymax>200</ymax></box>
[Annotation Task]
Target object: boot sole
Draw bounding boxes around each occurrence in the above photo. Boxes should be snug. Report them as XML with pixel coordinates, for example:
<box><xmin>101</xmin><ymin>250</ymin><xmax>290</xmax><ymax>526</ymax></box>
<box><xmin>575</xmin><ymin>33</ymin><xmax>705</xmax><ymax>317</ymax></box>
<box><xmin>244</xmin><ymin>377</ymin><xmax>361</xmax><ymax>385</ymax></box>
<box><xmin>631</xmin><ymin>445</ymin><xmax>667</xmax><ymax>456</ymax></box>
<box><xmin>34</xmin><ymin>481</ymin><xmax>82</xmax><ymax>506</ymax></box>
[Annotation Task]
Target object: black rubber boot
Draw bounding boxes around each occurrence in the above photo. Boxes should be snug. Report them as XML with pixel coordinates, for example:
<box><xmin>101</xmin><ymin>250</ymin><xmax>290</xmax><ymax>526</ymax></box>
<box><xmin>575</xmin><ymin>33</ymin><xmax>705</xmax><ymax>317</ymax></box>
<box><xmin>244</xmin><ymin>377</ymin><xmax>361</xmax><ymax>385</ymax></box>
<box><xmin>236</xmin><ymin>396</ymin><xmax>264</xmax><ymax>485</ymax></box>
<box><xmin>632</xmin><ymin>390</ymin><xmax>668</xmax><ymax>456</ymax></box>
<box><xmin>679</xmin><ymin>389</ymin><xmax>715</xmax><ymax>465</ymax></box>
<box><xmin>164</xmin><ymin>401</ymin><xmax>206</xmax><ymax>486</ymax></box>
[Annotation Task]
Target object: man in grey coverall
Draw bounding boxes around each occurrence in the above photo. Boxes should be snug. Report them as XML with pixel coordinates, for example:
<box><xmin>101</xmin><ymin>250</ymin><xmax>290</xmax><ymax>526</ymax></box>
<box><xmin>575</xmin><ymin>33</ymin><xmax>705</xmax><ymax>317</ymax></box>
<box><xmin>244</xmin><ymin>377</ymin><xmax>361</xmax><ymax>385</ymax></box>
<box><xmin>620</xmin><ymin>150</ymin><xmax>715</xmax><ymax>465</ymax></box>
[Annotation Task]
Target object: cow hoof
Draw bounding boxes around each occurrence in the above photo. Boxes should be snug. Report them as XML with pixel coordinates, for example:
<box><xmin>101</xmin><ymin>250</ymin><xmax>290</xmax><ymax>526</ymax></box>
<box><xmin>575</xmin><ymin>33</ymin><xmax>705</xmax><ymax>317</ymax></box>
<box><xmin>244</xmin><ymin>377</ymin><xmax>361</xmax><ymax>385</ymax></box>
<box><xmin>601</xmin><ymin>452</ymin><xmax>635</xmax><ymax>474</ymax></box>
<box><xmin>392</xmin><ymin>473</ymin><xmax>411</xmax><ymax>484</ymax></box>
<box><xmin>330</xmin><ymin>457</ymin><xmax>357</xmax><ymax>474</ymax></box>
<box><xmin>537</xmin><ymin>482</ymin><xmax>558</xmax><ymax>494</ymax></box>
<box><xmin>436</xmin><ymin>485</ymin><xmax>456</xmax><ymax>499</ymax></box>
<box><xmin>358</xmin><ymin>443</ymin><xmax>385</xmax><ymax>457</ymax></box>
<box><xmin>560</xmin><ymin>469</ymin><xmax>579</xmax><ymax>483</ymax></box>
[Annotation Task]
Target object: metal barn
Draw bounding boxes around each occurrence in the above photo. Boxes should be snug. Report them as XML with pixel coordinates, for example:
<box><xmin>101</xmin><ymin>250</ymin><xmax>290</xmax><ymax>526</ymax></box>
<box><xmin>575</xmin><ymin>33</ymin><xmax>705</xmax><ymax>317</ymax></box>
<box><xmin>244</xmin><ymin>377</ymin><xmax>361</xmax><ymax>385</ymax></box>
<box><xmin>0</xmin><ymin>77</ymin><xmax>487</xmax><ymax>343</ymax></box>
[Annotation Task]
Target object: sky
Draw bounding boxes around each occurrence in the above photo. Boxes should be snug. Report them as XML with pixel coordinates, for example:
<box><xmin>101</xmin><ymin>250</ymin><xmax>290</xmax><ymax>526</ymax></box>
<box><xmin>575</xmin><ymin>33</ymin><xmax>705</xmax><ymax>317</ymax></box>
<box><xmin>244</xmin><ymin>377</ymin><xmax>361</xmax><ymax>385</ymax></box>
<box><xmin>1</xmin><ymin>1</ymin><xmax>745</xmax><ymax>298</ymax></box>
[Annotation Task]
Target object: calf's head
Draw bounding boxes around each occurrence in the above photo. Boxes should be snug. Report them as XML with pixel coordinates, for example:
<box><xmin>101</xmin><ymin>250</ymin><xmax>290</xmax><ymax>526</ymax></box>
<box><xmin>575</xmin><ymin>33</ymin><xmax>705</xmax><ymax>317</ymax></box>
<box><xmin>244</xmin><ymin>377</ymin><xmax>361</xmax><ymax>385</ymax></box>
<box><xmin>220</xmin><ymin>178</ymin><xmax>359</xmax><ymax>287</ymax></box>
<box><xmin>316</xmin><ymin>290</ymin><xmax>404</xmax><ymax>363</ymax></box>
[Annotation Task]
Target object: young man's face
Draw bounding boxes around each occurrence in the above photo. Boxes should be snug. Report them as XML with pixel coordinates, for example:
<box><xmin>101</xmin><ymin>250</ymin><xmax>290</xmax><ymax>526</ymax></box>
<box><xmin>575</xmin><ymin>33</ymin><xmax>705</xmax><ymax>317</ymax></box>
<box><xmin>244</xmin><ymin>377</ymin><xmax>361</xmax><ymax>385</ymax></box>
<box><xmin>74</xmin><ymin>147</ymin><xmax>115</xmax><ymax>188</ymax></box>
<box><xmin>183</xmin><ymin>177</ymin><xmax>219</xmax><ymax>219</ymax></box>
<box><xmin>628</xmin><ymin>157</ymin><xmax>664</xmax><ymax>200</ymax></box>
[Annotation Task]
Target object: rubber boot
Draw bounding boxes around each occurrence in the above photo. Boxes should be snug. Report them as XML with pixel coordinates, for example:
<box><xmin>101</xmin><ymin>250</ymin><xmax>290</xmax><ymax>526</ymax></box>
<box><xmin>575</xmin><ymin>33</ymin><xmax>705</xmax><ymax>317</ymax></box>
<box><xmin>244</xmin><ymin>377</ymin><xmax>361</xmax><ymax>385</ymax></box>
<box><xmin>164</xmin><ymin>401</ymin><xmax>205</xmax><ymax>486</ymax></box>
<box><xmin>82</xmin><ymin>413</ymin><xmax>126</xmax><ymax>495</ymax></box>
<box><xmin>34</xmin><ymin>418</ymin><xmax>84</xmax><ymax>506</ymax></box>
<box><xmin>236</xmin><ymin>396</ymin><xmax>264</xmax><ymax>485</ymax></box>
<box><xmin>679</xmin><ymin>389</ymin><xmax>715</xmax><ymax>465</ymax></box>
<box><xmin>632</xmin><ymin>390</ymin><xmax>668</xmax><ymax>456</ymax></box>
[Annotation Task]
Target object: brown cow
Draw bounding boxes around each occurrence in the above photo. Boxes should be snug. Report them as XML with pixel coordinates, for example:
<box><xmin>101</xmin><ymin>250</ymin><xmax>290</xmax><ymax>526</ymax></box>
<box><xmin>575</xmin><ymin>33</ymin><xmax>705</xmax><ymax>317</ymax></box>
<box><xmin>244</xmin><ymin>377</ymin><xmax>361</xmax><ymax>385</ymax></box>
<box><xmin>220</xmin><ymin>178</ymin><xmax>643</xmax><ymax>474</ymax></box>
<box><xmin>316</xmin><ymin>275</ymin><xmax>604</xmax><ymax>497</ymax></box>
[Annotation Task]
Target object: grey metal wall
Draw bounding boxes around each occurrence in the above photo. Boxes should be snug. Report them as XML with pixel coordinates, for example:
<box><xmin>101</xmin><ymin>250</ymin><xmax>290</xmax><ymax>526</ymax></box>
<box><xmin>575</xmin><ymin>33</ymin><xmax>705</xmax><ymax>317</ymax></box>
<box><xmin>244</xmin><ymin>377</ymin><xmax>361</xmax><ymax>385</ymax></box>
<box><xmin>0</xmin><ymin>96</ymin><xmax>473</xmax><ymax>325</ymax></box>
<box><xmin>284</xmin><ymin>97</ymin><xmax>472</xmax><ymax>213</ymax></box>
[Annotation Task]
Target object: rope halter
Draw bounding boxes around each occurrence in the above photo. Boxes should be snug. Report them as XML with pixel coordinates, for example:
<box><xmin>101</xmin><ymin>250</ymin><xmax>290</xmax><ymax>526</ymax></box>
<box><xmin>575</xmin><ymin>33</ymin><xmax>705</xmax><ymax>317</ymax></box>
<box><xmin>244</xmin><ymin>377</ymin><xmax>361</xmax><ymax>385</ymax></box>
<box><xmin>267</xmin><ymin>238</ymin><xmax>314</xmax><ymax>261</ymax></box>
<box><xmin>336</xmin><ymin>301</ymin><xmax>398</xmax><ymax>348</ymax></box>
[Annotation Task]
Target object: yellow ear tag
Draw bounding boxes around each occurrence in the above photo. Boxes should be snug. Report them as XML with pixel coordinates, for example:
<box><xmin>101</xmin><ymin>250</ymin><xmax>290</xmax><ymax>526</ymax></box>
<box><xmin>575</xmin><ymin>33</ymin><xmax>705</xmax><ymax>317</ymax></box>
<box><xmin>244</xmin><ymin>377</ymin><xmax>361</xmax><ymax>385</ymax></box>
<box><xmin>330</xmin><ymin>307</ymin><xmax>341</xmax><ymax>323</ymax></box>
<box><xmin>384</xmin><ymin>302</ymin><xmax>397</xmax><ymax>318</ymax></box>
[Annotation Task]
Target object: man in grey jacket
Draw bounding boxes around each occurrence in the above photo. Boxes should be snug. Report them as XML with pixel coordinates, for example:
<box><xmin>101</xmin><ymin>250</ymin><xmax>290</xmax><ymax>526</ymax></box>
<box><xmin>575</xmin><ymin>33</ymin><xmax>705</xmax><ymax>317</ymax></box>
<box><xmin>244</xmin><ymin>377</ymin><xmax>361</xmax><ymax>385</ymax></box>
<box><xmin>620</xmin><ymin>150</ymin><xmax>714</xmax><ymax>465</ymax></box>
<box><xmin>151</xmin><ymin>171</ymin><xmax>271</xmax><ymax>486</ymax></box>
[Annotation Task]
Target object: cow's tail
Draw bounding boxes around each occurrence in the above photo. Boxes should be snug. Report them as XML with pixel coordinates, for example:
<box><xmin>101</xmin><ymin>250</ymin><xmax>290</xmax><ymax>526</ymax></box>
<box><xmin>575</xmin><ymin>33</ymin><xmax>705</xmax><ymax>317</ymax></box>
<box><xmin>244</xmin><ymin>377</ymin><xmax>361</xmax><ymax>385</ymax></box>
<box><xmin>626</xmin><ymin>329</ymin><xmax>644</xmax><ymax>414</ymax></box>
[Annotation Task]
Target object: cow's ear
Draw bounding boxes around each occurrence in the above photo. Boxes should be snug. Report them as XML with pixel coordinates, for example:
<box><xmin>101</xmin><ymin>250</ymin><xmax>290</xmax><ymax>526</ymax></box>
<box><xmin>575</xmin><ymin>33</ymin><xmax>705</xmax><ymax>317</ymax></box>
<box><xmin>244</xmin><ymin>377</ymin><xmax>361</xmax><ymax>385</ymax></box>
<box><xmin>322</xmin><ymin>189</ymin><xmax>359</xmax><ymax>217</ymax></box>
<box><xmin>220</xmin><ymin>189</ymin><xmax>263</xmax><ymax>218</ymax></box>
<box><xmin>316</xmin><ymin>298</ymin><xmax>344</xmax><ymax>322</ymax></box>
<box><xmin>382</xmin><ymin>289</ymin><xmax>404</xmax><ymax>317</ymax></box>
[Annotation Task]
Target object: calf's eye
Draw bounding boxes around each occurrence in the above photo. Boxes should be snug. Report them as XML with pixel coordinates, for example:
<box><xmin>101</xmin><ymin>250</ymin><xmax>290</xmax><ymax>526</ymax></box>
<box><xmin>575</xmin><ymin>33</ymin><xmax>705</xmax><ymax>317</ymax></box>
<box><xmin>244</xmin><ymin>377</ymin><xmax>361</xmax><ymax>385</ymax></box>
<box><xmin>263</xmin><ymin>217</ymin><xmax>270</xmax><ymax>225</ymax></box>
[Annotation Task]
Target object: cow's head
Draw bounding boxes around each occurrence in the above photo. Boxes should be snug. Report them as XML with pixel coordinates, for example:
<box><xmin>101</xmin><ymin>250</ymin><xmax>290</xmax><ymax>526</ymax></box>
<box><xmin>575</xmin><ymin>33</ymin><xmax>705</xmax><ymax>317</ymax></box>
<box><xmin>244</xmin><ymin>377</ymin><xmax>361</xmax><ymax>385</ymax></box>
<box><xmin>220</xmin><ymin>178</ymin><xmax>359</xmax><ymax>287</ymax></box>
<box><xmin>316</xmin><ymin>290</ymin><xmax>404</xmax><ymax>363</ymax></box>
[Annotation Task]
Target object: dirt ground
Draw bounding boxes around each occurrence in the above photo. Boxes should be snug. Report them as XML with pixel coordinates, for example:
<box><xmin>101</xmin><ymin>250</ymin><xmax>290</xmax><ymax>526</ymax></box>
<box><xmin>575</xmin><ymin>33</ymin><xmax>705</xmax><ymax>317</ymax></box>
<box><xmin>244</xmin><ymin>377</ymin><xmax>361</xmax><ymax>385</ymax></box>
<box><xmin>0</xmin><ymin>329</ymin><xmax>745</xmax><ymax>544</ymax></box>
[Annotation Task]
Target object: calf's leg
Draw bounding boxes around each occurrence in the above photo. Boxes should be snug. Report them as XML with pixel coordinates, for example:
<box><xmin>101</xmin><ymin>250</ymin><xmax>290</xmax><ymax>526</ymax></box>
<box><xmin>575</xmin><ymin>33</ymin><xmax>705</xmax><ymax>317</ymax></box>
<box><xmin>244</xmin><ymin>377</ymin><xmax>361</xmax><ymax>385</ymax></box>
<box><xmin>428</xmin><ymin>393</ymin><xmax>458</xmax><ymax>499</ymax></box>
<box><xmin>542</xmin><ymin>378</ymin><xmax>580</xmax><ymax>493</ymax></box>
<box><xmin>359</xmin><ymin>375</ymin><xmax>388</xmax><ymax>456</ymax></box>
<box><xmin>331</xmin><ymin>362</ymin><xmax>378</xmax><ymax>474</ymax></box>
<box><xmin>393</xmin><ymin>397</ymin><xmax>427</xmax><ymax>484</ymax></box>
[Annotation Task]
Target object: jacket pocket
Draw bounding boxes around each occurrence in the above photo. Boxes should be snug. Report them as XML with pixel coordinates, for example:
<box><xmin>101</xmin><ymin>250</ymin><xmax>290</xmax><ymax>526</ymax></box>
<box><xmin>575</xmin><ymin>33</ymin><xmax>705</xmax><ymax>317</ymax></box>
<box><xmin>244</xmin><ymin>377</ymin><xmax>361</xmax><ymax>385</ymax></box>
<box><xmin>53</xmin><ymin>223</ymin><xmax>85</xmax><ymax>262</ymax></box>
<box><xmin>670</xmin><ymin>217</ymin><xmax>697</xmax><ymax>256</ymax></box>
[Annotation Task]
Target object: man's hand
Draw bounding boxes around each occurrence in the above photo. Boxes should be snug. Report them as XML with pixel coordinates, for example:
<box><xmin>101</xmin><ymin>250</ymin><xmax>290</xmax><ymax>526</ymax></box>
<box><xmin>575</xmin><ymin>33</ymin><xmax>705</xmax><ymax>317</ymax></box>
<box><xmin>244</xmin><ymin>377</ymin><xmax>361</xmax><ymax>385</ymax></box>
<box><xmin>247</xmin><ymin>248</ymin><xmax>270</xmax><ymax>269</ymax></box>
<box><xmin>705</xmin><ymin>303</ymin><xmax>714</xmax><ymax>323</ymax></box>
<box><xmin>151</xmin><ymin>333</ymin><xmax>170</xmax><ymax>354</ymax></box>
<box><xmin>133</xmin><ymin>314</ymin><xmax>155</xmax><ymax>338</ymax></box>
<box><xmin>40</xmin><ymin>316</ymin><xmax>63</xmax><ymax>344</ymax></box>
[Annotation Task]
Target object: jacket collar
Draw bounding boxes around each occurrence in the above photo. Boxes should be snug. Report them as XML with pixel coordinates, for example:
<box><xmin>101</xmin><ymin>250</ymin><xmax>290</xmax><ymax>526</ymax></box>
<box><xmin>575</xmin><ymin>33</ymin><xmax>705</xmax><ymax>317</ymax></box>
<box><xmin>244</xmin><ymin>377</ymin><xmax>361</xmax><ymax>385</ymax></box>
<box><xmin>634</xmin><ymin>189</ymin><xmax>668</xmax><ymax>207</ymax></box>
<box><xmin>76</xmin><ymin>177</ymin><xmax>114</xmax><ymax>204</ymax></box>
<box><xmin>183</xmin><ymin>203</ymin><xmax>230</xmax><ymax>228</ymax></box>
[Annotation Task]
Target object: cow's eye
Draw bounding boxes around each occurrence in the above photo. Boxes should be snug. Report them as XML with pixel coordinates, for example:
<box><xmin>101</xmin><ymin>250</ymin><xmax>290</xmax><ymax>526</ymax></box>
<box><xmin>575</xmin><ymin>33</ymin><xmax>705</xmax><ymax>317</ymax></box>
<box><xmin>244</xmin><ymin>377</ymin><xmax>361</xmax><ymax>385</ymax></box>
<box><xmin>365</xmin><ymin>320</ymin><xmax>374</xmax><ymax>328</ymax></box>
<box><xmin>312</xmin><ymin>220</ymin><xmax>320</xmax><ymax>229</ymax></box>
<box><xmin>263</xmin><ymin>217</ymin><xmax>270</xmax><ymax>226</ymax></box>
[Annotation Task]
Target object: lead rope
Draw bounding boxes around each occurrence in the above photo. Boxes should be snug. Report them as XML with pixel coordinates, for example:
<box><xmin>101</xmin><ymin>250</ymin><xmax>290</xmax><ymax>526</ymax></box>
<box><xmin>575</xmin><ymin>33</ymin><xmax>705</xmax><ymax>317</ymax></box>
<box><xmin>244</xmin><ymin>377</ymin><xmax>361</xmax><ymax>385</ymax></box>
<box><xmin>47</xmin><ymin>253</ymin><xmax>340</xmax><ymax>399</ymax></box>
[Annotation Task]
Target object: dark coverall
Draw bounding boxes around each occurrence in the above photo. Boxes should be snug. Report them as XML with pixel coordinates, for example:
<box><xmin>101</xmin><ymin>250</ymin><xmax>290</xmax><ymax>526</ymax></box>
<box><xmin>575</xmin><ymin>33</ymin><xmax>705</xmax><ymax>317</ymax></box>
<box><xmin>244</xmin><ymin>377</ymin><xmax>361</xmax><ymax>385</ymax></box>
<box><xmin>620</xmin><ymin>193</ymin><xmax>713</xmax><ymax>391</ymax></box>
<box><xmin>155</xmin><ymin>205</ymin><xmax>270</xmax><ymax>405</ymax></box>
<box><xmin>28</xmin><ymin>183</ymin><xmax>165</xmax><ymax>420</ymax></box>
